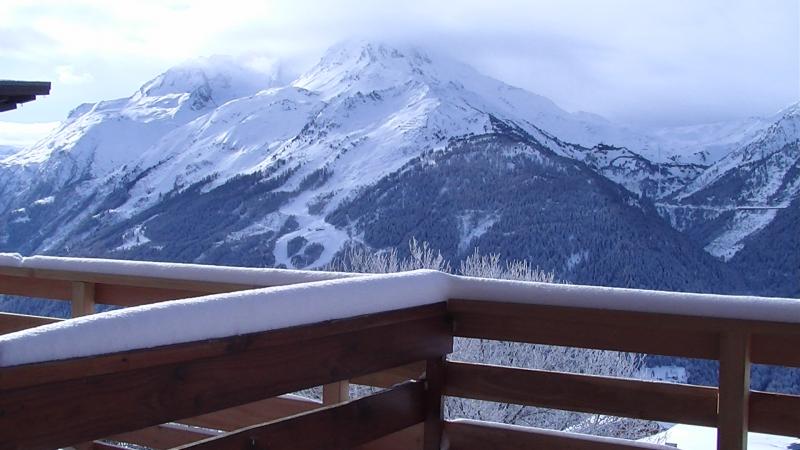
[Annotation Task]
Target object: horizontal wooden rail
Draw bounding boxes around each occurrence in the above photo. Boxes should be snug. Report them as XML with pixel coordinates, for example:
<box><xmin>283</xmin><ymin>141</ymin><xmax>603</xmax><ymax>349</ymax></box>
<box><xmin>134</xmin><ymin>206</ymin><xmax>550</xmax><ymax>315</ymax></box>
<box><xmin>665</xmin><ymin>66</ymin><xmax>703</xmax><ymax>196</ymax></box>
<box><xmin>444</xmin><ymin>420</ymin><xmax>674</xmax><ymax>450</ymax></box>
<box><xmin>0</xmin><ymin>312</ymin><xmax>62</xmax><ymax>334</ymax></box>
<box><xmin>172</xmin><ymin>381</ymin><xmax>426</xmax><ymax>450</ymax></box>
<box><xmin>0</xmin><ymin>304</ymin><xmax>447</xmax><ymax>390</ymax></box>
<box><xmin>445</xmin><ymin>360</ymin><xmax>718</xmax><ymax>427</ymax></box>
<box><xmin>0</xmin><ymin>304</ymin><xmax>452</xmax><ymax>450</ymax></box>
<box><xmin>450</xmin><ymin>299</ymin><xmax>800</xmax><ymax>367</ymax></box>
<box><xmin>748</xmin><ymin>390</ymin><xmax>800</xmax><ymax>437</ymax></box>
<box><xmin>0</xmin><ymin>270</ymin><xmax>254</xmax><ymax>307</ymax></box>
<box><xmin>352</xmin><ymin>361</ymin><xmax>427</xmax><ymax>387</ymax></box>
<box><xmin>180</xmin><ymin>395</ymin><xmax>321</xmax><ymax>431</ymax></box>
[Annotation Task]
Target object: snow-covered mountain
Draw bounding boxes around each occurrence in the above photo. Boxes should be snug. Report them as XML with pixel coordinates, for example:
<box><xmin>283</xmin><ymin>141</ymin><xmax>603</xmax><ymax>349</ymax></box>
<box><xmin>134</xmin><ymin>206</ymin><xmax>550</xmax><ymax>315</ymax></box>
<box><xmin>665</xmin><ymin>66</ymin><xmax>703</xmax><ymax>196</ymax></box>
<box><xmin>0</xmin><ymin>145</ymin><xmax>19</xmax><ymax>159</ymax></box>
<box><xmin>0</xmin><ymin>41</ymin><xmax>796</xmax><ymax>295</ymax></box>
<box><xmin>658</xmin><ymin>103</ymin><xmax>799</xmax><ymax>260</ymax></box>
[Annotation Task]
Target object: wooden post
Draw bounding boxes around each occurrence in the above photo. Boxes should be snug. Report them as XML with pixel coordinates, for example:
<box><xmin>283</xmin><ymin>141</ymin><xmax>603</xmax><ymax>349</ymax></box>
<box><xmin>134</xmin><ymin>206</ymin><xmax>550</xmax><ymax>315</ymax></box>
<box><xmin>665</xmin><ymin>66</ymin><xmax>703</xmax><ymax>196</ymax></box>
<box><xmin>717</xmin><ymin>331</ymin><xmax>751</xmax><ymax>450</ymax></box>
<box><xmin>322</xmin><ymin>381</ymin><xmax>350</xmax><ymax>405</ymax></box>
<box><xmin>423</xmin><ymin>357</ymin><xmax>446</xmax><ymax>450</ymax></box>
<box><xmin>71</xmin><ymin>281</ymin><xmax>96</xmax><ymax>318</ymax></box>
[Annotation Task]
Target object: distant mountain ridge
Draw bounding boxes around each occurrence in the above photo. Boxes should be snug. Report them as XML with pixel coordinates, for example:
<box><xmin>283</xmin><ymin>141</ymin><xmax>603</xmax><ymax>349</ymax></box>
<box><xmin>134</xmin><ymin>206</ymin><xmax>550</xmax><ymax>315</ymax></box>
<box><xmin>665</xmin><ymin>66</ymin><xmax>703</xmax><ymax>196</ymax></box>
<box><xmin>0</xmin><ymin>41</ymin><xmax>796</xmax><ymax>296</ymax></box>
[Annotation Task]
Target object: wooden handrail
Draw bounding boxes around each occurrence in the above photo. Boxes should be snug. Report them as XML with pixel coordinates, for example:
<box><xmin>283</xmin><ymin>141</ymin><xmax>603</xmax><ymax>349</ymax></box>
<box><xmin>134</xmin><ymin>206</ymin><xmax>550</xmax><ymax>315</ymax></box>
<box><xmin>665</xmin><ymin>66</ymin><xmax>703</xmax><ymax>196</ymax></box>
<box><xmin>0</xmin><ymin>305</ymin><xmax>452</xmax><ymax>449</ymax></box>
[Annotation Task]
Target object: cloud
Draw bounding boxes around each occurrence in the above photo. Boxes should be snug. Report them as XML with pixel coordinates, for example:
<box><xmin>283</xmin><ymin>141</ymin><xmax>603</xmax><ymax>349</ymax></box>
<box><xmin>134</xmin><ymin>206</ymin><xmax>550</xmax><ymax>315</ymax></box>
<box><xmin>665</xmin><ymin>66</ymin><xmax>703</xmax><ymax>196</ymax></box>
<box><xmin>2</xmin><ymin>0</ymin><xmax>798</xmax><ymax>126</ymax></box>
<box><xmin>56</xmin><ymin>66</ymin><xmax>94</xmax><ymax>85</ymax></box>
<box><xmin>0</xmin><ymin>121</ymin><xmax>60</xmax><ymax>148</ymax></box>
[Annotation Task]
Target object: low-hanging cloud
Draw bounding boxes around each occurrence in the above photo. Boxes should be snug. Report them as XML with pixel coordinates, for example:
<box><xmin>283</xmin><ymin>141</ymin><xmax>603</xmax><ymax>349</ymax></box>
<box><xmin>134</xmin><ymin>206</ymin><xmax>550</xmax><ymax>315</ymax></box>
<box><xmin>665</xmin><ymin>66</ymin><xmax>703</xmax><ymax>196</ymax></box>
<box><xmin>2</xmin><ymin>0</ymin><xmax>798</xmax><ymax>127</ymax></box>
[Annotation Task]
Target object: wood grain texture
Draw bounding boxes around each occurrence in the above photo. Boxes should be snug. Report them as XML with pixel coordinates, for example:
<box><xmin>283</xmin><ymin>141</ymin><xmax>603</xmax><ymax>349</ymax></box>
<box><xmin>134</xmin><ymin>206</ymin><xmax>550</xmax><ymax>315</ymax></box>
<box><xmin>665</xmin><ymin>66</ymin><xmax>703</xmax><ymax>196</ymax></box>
<box><xmin>449</xmin><ymin>299</ymin><xmax>800</xmax><ymax>366</ymax></box>
<box><xmin>0</xmin><ymin>309</ymin><xmax>451</xmax><ymax>450</ymax></box>
<box><xmin>717</xmin><ymin>331</ymin><xmax>751</xmax><ymax>450</ymax></box>
<box><xmin>445</xmin><ymin>361</ymin><xmax>718</xmax><ymax>426</ymax></box>
<box><xmin>0</xmin><ymin>303</ymin><xmax>447</xmax><ymax>390</ymax></box>
<box><xmin>749</xmin><ymin>390</ymin><xmax>800</xmax><ymax>437</ymax></box>
<box><xmin>0</xmin><ymin>273</ymin><xmax>71</xmax><ymax>300</ymax></box>
<box><xmin>71</xmin><ymin>281</ymin><xmax>96</xmax><ymax>317</ymax></box>
<box><xmin>171</xmin><ymin>381</ymin><xmax>426</xmax><ymax>450</ymax></box>
<box><xmin>180</xmin><ymin>396</ymin><xmax>321</xmax><ymax>431</ymax></box>
<box><xmin>358</xmin><ymin>424</ymin><xmax>423</xmax><ymax>450</ymax></box>
<box><xmin>423</xmin><ymin>357</ymin><xmax>446</xmax><ymax>450</ymax></box>
<box><xmin>323</xmin><ymin>380</ymin><xmax>351</xmax><ymax>405</ymax></box>
<box><xmin>352</xmin><ymin>361</ymin><xmax>427</xmax><ymax>388</ymax></box>
<box><xmin>450</xmin><ymin>299</ymin><xmax>719</xmax><ymax>359</ymax></box>
<box><xmin>0</xmin><ymin>268</ymin><xmax>255</xmax><ymax>305</ymax></box>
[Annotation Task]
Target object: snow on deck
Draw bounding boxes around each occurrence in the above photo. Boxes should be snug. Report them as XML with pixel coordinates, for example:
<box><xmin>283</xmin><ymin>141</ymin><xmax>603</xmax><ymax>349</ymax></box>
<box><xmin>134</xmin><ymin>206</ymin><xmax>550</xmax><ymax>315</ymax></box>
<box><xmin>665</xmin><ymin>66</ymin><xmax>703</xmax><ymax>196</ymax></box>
<box><xmin>640</xmin><ymin>424</ymin><xmax>798</xmax><ymax>449</ymax></box>
<box><xmin>451</xmin><ymin>419</ymin><xmax>672</xmax><ymax>449</ymax></box>
<box><xmin>1</xmin><ymin>254</ymin><xmax>800</xmax><ymax>367</ymax></box>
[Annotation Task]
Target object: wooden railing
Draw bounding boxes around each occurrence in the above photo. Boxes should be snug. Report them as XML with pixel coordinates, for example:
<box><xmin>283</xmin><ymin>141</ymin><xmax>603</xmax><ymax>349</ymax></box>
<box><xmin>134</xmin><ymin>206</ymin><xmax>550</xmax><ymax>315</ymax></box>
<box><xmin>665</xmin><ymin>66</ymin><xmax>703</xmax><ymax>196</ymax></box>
<box><xmin>1</xmin><ymin>259</ymin><xmax>799</xmax><ymax>450</ymax></box>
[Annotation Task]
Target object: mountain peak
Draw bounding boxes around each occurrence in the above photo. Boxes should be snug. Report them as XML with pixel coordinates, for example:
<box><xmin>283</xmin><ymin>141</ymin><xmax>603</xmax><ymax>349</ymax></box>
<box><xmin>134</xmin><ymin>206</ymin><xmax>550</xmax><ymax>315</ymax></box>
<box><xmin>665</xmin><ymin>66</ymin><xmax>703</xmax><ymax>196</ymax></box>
<box><xmin>292</xmin><ymin>40</ymin><xmax>457</xmax><ymax>99</ymax></box>
<box><xmin>135</xmin><ymin>55</ymin><xmax>283</xmax><ymax>108</ymax></box>
<box><xmin>318</xmin><ymin>40</ymin><xmax>433</xmax><ymax>67</ymax></box>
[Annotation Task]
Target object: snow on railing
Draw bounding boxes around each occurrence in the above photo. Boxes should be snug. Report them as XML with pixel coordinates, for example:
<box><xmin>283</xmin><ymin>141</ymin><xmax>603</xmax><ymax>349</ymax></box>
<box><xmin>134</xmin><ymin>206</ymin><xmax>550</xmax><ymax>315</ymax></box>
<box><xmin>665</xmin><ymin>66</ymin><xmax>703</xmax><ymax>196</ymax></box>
<box><xmin>0</xmin><ymin>270</ymin><xmax>447</xmax><ymax>366</ymax></box>
<box><xmin>2</xmin><ymin>254</ymin><xmax>800</xmax><ymax>367</ymax></box>
<box><xmin>1</xmin><ymin>253</ymin><xmax>358</xmax><ymax>286</ymax></box>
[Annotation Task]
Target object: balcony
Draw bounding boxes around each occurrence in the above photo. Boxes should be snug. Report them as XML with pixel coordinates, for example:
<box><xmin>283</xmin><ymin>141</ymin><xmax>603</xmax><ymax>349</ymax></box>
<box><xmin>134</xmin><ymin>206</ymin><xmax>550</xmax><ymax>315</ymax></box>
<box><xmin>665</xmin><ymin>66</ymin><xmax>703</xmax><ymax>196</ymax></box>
<box><xmin>0</xmin><ymin>255</ymin><xmax>798</xmax><ymax>450</ymax></box>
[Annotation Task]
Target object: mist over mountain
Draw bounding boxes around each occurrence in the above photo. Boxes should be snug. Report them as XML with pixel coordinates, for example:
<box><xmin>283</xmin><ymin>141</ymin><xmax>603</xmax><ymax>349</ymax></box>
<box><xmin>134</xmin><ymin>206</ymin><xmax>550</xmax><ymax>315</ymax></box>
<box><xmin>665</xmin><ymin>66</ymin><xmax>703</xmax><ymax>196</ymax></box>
<box><xmin>1</xmin><ymin>41</ymin><xmax>797</xmax><ymax>296</ymax></box>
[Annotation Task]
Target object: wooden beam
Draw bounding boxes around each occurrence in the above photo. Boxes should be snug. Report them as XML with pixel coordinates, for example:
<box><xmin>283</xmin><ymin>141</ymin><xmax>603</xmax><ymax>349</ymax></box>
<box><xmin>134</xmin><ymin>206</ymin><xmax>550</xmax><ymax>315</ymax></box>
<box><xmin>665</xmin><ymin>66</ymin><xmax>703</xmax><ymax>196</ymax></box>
<box><xmin>449</xmin><ymin>299</ymin><xmax>800</xmax><ymax>367</ymax></box>
<box><xmin>0</xmin><ymin>312</ymin><xmax>62</xmax><ymax>335</ymax></box>
<box><xmin>449</xmin><ymin>299</ymin><xmax>720</xmax><ymax>359</ymax></box>
<box><xmin>0</xmin><ymin>81</ymin><xmax>51</xmax><ymax>96</ymax></box>
<box><xmin>0</xmin><ymin>267</ymin><xmax>257</xmax><ymax>304</ymax></box>
<box><xmin>717</xmin><ymin>331</ymin><xmax>751</xmax><ymax>450</ymax></box>
<box><xmin>104</xmin><ymin>424</ymin><xmax>219</xmax><ymax>449</ymax></box>
<box><xmin>351</xmin><ymin>361</ymin><xmax>427</xmax><ymax>387</ymax></box>
<box><xmin>0</xmin><ymin>273</ymin><xmax>72</xmax><ymax>300</ymax></box>
<box><xmin>0</xmin><ymin>306</ymin><xmax>451</xmax><ymax>449</ymax></box>
<box><xmin>749</xmin><ymin>390</ymin><xmax>800</xmax><ymax>437</ymax></box>
<box><xmin>751</xmin><ymin>333</ymin><xmax>800</xmax><ymax>368</ymax></box>
<box><xmin>422</xmin><ymin>357</ymin><xmax>446</xmax><ymax>450</ymax></box>
<box><xmin>358</xmin><ymin>423</ymin><xmax>423</xmax><ymax>450</ymax></box>
<box><xmin>322</xmin><ymin>380</ymin><xmax>350</xmax><ymax>405</ymax></box>
<box><xmin>71</xmin><ymin>281</ymin><xmax>96</xmax><ymax>317</ymax></box>
<box><xmin>0</xmin><ymin>303</ymin><xmax>448</xmax><ymax>390</ymax></box>
<box><xmin>94</xmin><ymin>284</ymin><xmax>215</xmax><ymax>306</ymax></box>
<box><xmin>170</xmin><ymin>381</ymin><xmax>426</xmax><ymax>450</ymax></box>
<box><xmin>444</xmin><ymin>420</ymin><xmax>674</xmax><ymax>450</ymax></box>
<box><xmin>445</xmin><ymin>361</ymin><xmax>718</xmax><ymax>427</ymax></box>
<box><xmin>180</xmin><ymin>396</ymin><xmax>321</xmax><ymax>431</ymax></box>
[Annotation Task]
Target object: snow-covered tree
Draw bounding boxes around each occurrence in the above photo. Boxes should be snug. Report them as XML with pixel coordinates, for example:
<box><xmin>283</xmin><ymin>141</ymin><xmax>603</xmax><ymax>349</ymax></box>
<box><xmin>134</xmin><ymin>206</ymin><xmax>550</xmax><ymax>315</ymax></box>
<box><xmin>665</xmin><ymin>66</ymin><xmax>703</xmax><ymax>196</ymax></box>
<box><xmin>327</xmin><ymin>240</ymin><xmax>660</xmax><ymax>439</ymax></box>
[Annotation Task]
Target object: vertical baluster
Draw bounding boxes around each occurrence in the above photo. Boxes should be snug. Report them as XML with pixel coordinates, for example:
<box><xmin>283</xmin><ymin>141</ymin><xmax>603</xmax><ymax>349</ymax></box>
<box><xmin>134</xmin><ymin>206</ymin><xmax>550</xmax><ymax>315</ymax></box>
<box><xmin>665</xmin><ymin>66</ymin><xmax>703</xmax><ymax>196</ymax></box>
<box><xmin>71</xmin><ymin>281</ymin><xmax>96</xmax><ymax>317</ymax></box>
<box><xmin>423</xmin><ymin>356</ymin><xmax>446</xmax><ymax>450</ymax></box>
<box><xmin>717</xmin><ymin>330</ymin><xmax>750</xmax><ymax>450</ymax></box>
<box><xmin>322</xmin><ymin>381</ymin><xmax>350</xmax><ymax>405</ymax></box>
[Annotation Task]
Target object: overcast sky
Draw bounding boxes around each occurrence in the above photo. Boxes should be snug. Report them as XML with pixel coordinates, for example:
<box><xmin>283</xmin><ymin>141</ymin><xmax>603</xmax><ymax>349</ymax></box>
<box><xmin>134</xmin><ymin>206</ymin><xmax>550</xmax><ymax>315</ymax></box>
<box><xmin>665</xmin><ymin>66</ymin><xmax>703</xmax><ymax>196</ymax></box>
<box><xmin>2</xmin><ymin>0</ymin><xmax>798</xmax><ymax>144</ymax></box>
